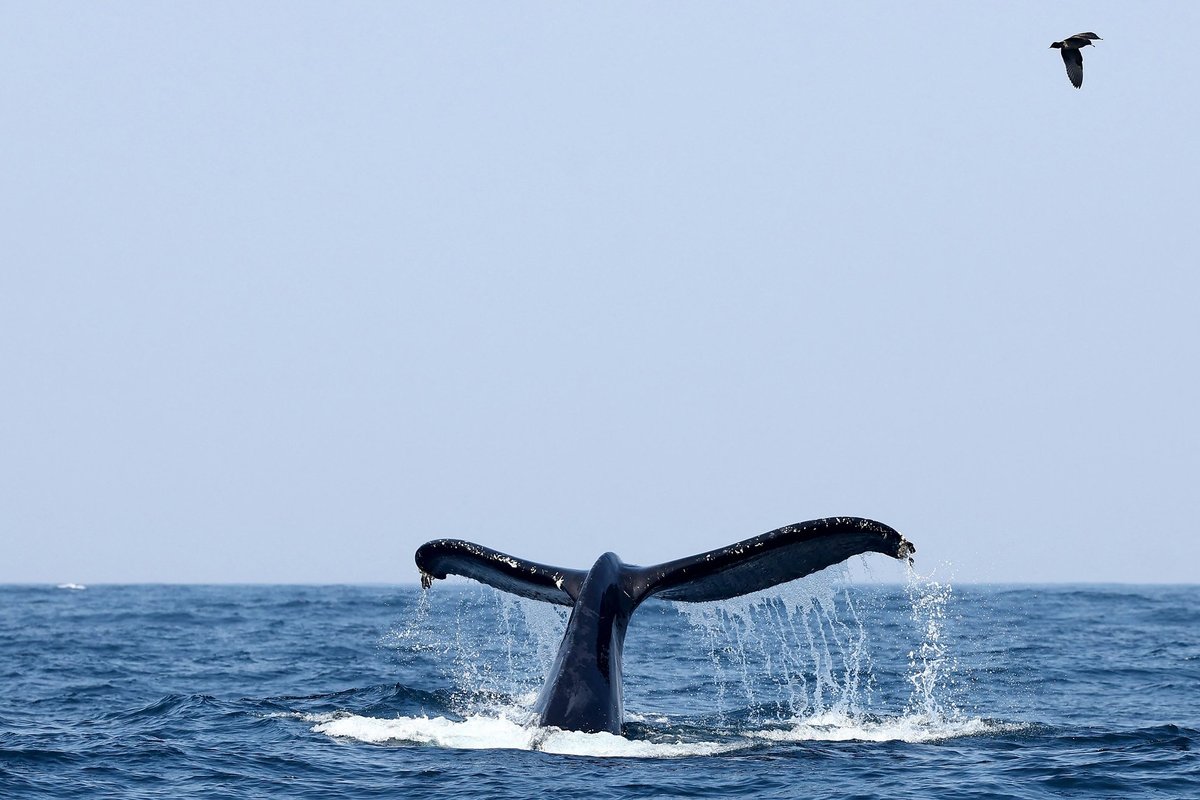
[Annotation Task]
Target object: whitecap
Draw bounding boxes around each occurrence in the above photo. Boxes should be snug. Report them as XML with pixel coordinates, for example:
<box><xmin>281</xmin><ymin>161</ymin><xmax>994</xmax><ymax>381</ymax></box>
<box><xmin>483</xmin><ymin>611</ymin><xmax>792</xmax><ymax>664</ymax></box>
<box><xmin>744</xmin><ymin>710</ymin><xmax>1026</xmax><ymax>744</ymax></box>
<box><xmin>311</xmin><ymin>713</ymin><xmax>748</xmax><ymax>758</ymax></box>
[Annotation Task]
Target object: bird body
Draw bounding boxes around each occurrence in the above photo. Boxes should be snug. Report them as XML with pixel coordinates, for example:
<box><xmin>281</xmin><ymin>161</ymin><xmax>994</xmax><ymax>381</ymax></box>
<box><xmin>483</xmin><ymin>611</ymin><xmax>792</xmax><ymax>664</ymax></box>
<box><xmin>1051</xmin><ymin>32</ymin><xmax>1102</xmax><ymax>88</ymax></box>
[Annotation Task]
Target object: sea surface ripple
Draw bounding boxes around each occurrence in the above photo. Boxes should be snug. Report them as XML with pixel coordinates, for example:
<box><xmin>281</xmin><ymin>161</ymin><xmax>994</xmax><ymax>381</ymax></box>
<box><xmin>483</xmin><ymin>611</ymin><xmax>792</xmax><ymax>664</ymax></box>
<box><xmin>1</xmin><ymin>581</ymin><xmax>1197</xmax><ymax>798</ymax></box>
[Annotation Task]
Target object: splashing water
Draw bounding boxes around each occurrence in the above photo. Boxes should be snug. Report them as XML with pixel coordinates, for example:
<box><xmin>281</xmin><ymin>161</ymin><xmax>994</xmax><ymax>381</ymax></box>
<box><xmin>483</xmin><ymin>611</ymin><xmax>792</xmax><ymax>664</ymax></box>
<box><xmin>904</xmin><ymin>565</ymin><xmax>962</xmax><ymax>722</ymax></box>
<box><xmin>387</xmin><ymin>585</ymin><xmax>569</xmax><ymax>716</ymax></box>
<box><xmin>357</xmin><ymin>571</ymin><xmax>999</xmax><ymax>755</ymax></box>
<box><xmin>447</xmin><ymin>589</ymin><xmax>570</xmax><ymax>710</ymax></box>
<box><xmin>386</xmin><ymin>583</ymin><xmax>433</xmax><ymax>650</ymax></box>
<box><xmin>673</xmin><ymin>563</ymin><xmax>979</xmax><ymax>741</ymax></box>
<box><xmin>674</xmin><ymin>568</ymin><xmax>872</xmax><ymax>725</ymax></box>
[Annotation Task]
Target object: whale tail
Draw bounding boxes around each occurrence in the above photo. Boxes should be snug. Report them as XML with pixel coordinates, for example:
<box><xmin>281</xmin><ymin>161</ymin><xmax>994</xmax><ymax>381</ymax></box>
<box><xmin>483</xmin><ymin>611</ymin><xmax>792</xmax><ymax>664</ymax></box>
<box><xmin>415</xmin><ymin>516</ymin><xmax>913</xmax><ymax>734</ymax></box>
<box><xmin>415</xmin><ymin>516</ymin><xmax>913</xmax><ymax>608</ymax></box>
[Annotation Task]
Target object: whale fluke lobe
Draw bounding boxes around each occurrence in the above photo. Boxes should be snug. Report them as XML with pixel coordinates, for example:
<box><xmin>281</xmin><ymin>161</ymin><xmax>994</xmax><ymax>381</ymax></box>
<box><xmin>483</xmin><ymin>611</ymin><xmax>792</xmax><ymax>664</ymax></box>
<box><xmin>416</xmin><ymin>539</ymin><xmax>587</xmax><ymax>605</ymax></box>
<box><xmin>627</xmin><ymin>517</ymin><xmax>912</xmax><ymax>603</ymax></box>
<box><xmin>415</xmin><ymin>516</ymin><xmax>913</xmax><ymax>734</ymax></box>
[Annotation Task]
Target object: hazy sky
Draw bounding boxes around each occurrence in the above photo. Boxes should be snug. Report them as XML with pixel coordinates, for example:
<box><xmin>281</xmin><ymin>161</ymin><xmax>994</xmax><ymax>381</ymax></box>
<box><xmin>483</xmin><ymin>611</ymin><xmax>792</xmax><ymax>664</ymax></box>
<box><xmin>3</xmin><ymin>3</ymin><xmax>1197</xmax><ymax>584</ymax></box>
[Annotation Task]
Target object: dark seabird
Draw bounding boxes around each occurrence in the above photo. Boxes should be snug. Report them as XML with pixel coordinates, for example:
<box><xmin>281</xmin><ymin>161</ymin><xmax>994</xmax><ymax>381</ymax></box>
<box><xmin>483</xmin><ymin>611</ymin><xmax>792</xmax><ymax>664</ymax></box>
<box><xmin>1050</xmin><ymin>32</ymin><xmax>1102</xmax><ymax>88</ymax></box>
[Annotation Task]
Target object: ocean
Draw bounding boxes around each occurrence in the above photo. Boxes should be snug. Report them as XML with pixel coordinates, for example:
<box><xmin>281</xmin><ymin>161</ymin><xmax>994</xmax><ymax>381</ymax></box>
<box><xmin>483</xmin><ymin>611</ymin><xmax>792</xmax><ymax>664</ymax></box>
<box><xmin>1</xmin><ymin>576</ymin><xmax>1197</xmax><ymax>798</ymax></box>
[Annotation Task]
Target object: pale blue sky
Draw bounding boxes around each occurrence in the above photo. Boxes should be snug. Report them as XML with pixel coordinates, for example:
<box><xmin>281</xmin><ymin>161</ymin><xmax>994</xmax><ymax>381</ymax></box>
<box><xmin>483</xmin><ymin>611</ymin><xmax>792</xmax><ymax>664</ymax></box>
<box><xmin>2</xmin><ymin>3</ymin><xmax>1197</xmax><ymax>584</ymax></box>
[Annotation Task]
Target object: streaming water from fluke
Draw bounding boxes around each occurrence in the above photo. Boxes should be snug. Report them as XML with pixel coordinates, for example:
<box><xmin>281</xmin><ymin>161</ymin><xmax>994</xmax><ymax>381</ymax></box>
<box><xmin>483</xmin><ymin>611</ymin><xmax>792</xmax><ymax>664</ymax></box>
<box><xmin>355</xmin><ymin>571</ymin><xmax>1001</xmax><ymax>755</ymax></box>
<box><xmin>904</xmin><ymin>566</ymin><xmax>959</xmax><ymax>721</ymax></box>
<box><xmin>674</xmin><ymin>569</ymin><xmax>869</xmax><ymax>726</ymax></box>
<box><xmin>675</xmin><ymin>562</ymin><xmax>978</xmax><ymax>741</ymax></box>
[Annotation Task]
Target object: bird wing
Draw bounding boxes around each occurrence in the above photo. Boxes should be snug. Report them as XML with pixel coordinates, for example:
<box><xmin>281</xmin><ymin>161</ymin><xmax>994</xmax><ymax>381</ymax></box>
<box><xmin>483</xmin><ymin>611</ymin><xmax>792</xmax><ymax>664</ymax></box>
<box><xmin>1072</xmin><ymin>32</ymin><xmax>1101</xmax><ymax>41</ymax></box>
<box><xmin>1061</xmin><ymin>47</ymin><xmax>1084</xmax><ymax>88</ymax></box>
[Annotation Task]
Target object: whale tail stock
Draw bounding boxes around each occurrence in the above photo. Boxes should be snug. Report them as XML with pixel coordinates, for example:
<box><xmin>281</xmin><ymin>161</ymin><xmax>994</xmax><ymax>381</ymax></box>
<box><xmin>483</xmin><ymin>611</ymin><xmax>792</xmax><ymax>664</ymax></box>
<box><xmin>414</xmin><ymin>516</ymin><xmax>914</xmax><ymax>609</ymax></box>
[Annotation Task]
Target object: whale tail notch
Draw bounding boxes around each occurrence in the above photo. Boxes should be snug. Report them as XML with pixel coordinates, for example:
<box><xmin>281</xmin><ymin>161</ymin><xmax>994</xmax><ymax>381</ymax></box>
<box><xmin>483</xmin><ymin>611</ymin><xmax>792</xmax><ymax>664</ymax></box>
<box><xmin>415</xmin><ymin>516</ymin><xmax>913</xmax><ymax>608</ymax></box>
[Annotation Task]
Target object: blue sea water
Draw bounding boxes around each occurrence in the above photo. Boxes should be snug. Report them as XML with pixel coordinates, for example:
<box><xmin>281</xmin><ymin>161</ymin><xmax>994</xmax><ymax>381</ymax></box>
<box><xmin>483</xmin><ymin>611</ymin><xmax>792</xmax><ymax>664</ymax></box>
<box><xmin>1</xmin><ymin>576</ymin><xmax>1197</xmax><ymax>798</ymax></box>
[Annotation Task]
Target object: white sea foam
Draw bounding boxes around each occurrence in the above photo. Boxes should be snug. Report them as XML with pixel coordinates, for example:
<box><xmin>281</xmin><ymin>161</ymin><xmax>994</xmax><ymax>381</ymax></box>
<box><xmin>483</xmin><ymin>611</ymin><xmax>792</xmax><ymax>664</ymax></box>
<box><xmin>56</xmin><ymin>583</ymin><xmax>86</xmax><ymax>590</ymax></box>
<box><xmin>310</xmin><ymin>713</ymin><xmax>746</xmax><ymax>758</ymax></box>
<box><xmin>309</xmin><ymin>709</ymin><xmax>1019</xmax><ymax>756</ymax></box>
<box><xmin>745</xmin><ymin>710</ymin><xmax>1022</xmax><ymax>744</ymax></box>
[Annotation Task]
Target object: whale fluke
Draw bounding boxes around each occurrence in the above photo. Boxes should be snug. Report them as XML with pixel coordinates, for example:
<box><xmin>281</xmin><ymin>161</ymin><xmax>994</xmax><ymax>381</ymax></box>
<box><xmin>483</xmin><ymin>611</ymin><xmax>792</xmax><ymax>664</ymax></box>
<box><xmin>415</xmin><ymin>516</ymin><xmax>913</xmax><ymax>734</ymax></box>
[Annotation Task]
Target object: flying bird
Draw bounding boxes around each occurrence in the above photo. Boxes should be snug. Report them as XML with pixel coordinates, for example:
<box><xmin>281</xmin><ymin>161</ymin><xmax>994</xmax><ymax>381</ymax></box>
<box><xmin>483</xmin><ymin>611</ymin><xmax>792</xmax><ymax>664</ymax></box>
<box><xmin>1050</xmin><ymin>32</ymin><xmax>1102</xmax><ymax>88</ymax></box>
